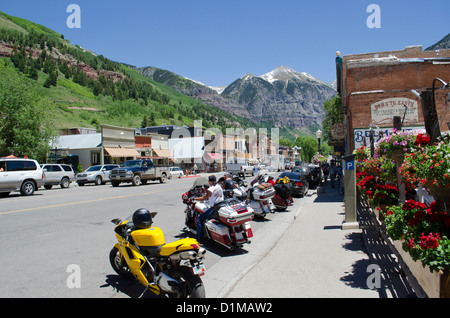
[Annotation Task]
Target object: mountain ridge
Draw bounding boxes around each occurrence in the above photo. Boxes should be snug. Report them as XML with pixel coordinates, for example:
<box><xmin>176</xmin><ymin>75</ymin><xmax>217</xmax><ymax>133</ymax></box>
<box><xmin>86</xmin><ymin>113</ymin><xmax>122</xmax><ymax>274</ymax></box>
<box><xmin>135</xmin><ymin>64</ymin><xmax>337</xmax><ymax>130</ymax></box>
<box><xmin>220</xmin><ymin>65</ymin><xmax>337</xmax><ymax>128</ymax></box>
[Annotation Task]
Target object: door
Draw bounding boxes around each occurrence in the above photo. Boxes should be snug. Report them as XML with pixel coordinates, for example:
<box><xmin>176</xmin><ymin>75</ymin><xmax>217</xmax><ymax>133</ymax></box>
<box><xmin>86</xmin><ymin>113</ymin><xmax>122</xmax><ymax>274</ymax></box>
<box><xmin>102</xmin><ymin>165</ymin><xmax>117</xmax><ymax>181</ymax></box>
<box><xmin>0</xmin><ymin>161</ymin><xmax>11</xmax><ymax>190</ymax></box>
<box><xmin>43</xmin><ymin>164</ymin><xmax>62</xmax><ymax>184</ymax></box>
<box><xmin>142</xmin><ymin>160</ymin><xmax>155</xmax><ymax>179</ymax></box>
<box><xmin>5</xmin><ymin>160</ymin><xmax>29</xmax><ymax>190</ymax></box>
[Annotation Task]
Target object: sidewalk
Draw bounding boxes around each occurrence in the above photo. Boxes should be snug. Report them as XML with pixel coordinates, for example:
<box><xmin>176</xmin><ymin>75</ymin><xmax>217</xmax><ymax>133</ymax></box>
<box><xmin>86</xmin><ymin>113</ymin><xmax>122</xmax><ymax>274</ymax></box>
<box><xmin>221</xmin><ymin>185</ymin><xmax>415</xmax><ymax>298</ymax></box>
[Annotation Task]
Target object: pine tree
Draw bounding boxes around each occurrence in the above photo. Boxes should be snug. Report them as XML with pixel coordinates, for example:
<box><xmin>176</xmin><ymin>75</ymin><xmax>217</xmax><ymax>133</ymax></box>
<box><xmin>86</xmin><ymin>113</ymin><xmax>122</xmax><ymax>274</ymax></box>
<box><xmin>43</xmin><ymin>71</ymin><xmax>57</xmax><ymax>88</ymax></box>
<box><xmin>141</xmin><ymin>115</ymin><xmax>150</xmax><ymax>128</ymax></box>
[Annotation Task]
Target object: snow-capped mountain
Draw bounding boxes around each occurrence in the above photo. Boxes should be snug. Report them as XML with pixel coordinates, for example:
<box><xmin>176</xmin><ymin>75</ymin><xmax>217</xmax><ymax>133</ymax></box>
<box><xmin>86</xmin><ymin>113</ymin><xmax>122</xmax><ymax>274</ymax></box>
<box><xmin>260</xmin><ymin>65</ymin><xmax>327</xmax><ymax>86</ymax></box>
<box><xmin>134</xmin><ymin>65</ymin><xmax>336</xmax><ymax>129</ymax></box>
<box><xmin>221</xmin><ymin>66</ymin><xmax>336</xmax><ymax>128</ymax></box>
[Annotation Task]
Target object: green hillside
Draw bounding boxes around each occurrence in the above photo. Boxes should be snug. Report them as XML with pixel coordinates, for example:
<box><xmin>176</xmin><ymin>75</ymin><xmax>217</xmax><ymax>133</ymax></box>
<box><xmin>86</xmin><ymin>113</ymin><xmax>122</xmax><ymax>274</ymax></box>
<box><xmin>0</xmin><ymin>11</ymin><xmax>257</xmax><ymax>133</ymax></box>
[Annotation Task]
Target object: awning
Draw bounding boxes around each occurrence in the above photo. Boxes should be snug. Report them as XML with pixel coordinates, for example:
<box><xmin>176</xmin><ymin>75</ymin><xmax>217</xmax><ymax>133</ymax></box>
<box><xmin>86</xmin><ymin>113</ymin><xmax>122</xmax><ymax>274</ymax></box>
<box><xmin>204</xmin><ymin>152</ymin><xmax>223</xmax><ymax>163</ymax></box>
<box><xmin>152</xmin><ymin>148</ymin><xmax>172</xmax><ymax>158</ymax></box>
<box><xmin>104</xmin><ymin>147</ymin><xmax>140</xmax><ymax>158</ymax></box>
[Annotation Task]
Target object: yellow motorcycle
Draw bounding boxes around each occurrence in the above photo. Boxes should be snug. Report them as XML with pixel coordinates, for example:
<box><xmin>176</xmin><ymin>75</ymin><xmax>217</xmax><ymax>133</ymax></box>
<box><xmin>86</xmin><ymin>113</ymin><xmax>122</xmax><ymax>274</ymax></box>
<box><xmin>109</xmin><ymin>208</ymin><xmax>206</xmax><ymax>298</ymax></box>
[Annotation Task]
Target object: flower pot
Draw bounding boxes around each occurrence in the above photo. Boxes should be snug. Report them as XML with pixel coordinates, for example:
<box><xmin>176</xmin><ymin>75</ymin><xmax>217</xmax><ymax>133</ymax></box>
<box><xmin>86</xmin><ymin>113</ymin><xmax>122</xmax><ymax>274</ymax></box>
<box><xmin>375</xmin><ymin>204</ymin><xmax>390</xmax><ymax>221</ymax></box>
<box><xmin>392</xmin><ymin>239</ymin><xmax>450</xmax><ymax>298</ymax></box>
<box><xmin>428</xmin><ymin>186</ymin><xmax>450</xmax><ymax>212</ymax></box>
<box><xmin>391</xmin><ymin>149</ymin><xmax>406</xmax><ymax>166</ymax></box>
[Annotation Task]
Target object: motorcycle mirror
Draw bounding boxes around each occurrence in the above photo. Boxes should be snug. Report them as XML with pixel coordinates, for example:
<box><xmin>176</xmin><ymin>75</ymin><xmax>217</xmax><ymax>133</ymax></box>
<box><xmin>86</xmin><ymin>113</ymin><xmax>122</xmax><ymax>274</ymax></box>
<box><xmin>150</xmin><ymin>212</ymin><xmax>158</xmax><ymax>218</ymax></box>
<box><xmin>111</xmin><ymin>218</ymin><xmax>122</xmax><ymax>225</ymax></box>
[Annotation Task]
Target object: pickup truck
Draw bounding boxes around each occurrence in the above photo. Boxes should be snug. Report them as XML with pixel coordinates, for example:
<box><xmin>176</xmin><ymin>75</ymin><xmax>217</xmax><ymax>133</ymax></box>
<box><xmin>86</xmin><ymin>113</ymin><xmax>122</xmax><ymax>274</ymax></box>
<box><xmin>110</xmin><ymin>159</ymin><xmax>169</xmax><ymax>187</ymax></box>
<box><xmin>226</xmin><ymin>161</ymin><xmax>255</xmax><ymax>177</ymax></box>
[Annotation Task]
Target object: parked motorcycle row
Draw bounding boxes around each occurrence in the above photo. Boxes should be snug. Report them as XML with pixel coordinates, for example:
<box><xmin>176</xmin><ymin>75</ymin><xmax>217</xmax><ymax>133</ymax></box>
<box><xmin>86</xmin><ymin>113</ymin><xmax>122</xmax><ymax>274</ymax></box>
<box><xmin>181</xmin><ymin>173</ymin><xmax>296</xmax><ymax>252</ymax></box>
<box><xmin>108</xmin><ymin>172</ymin><xmax>298</xmax><ymax>298</ymax></box>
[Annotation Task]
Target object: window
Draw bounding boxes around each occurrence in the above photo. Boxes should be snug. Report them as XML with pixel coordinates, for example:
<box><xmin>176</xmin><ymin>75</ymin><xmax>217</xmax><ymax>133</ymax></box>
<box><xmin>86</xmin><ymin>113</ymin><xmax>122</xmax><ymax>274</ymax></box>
<box><xmin>6</xmin><ymin>160</ymin><xmax>37</xmax><ymax>171</ymax></box>
<box><xmin>61</xmin><ymin>165</ymin><xmax>74</xmax><ymax>172</ymax></box>
<box><xmin>87</xmin><ymin>166</ymin><xmax>102</xmax><ymax>172</ymax></box>
<box><xmin>51</xmin><ymin>165</ymin><xmax>62</xmax><ymax>172</ymax></box>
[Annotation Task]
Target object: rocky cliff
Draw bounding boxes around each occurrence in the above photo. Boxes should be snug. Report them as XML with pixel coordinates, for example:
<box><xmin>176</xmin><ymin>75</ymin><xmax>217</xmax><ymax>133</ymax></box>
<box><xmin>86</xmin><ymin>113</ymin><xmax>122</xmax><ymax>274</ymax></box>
<box><xmin>222</xmin><ymin>66</ymin><xmax>337</xmax><ymax>128</ymax></box>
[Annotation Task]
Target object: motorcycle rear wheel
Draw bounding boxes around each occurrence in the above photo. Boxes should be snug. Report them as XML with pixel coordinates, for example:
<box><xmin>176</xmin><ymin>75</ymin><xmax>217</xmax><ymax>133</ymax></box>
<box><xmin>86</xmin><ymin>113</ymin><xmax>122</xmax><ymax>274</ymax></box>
<box><xmin>168</xmin><ymin>266</ymin><xmax>205</xmax><ymax>298</ymax></box>
<box><xmin>109</xmin><ymin>247</ymin><xmax>134</xmax><ymax>280</ymax></box>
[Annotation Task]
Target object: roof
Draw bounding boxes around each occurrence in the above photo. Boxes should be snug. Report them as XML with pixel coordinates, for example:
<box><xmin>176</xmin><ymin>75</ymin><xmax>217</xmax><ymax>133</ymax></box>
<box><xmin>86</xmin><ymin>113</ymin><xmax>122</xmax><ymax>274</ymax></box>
<box><xmin>153</xmin><ymin>148</ymin><xmax>172</xmax><ymax>158</ymax></box>
<box><xmin>104</xmin><ymin>147</ymin><xmax>140</xmax><ymax>158</ymax></box>
<box><xmin>53</xmin><ymin>133</ymin><xmax>102</xmax><ymax>150</ymax></box>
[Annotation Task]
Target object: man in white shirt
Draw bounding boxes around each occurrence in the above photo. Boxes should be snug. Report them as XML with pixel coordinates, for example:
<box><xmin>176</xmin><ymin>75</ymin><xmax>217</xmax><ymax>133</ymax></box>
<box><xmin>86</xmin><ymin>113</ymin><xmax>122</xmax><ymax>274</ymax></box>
<box><xmin>194</xmin><ymin>175</ymin><xmax>224</xmax><ymax>241</ymax></box>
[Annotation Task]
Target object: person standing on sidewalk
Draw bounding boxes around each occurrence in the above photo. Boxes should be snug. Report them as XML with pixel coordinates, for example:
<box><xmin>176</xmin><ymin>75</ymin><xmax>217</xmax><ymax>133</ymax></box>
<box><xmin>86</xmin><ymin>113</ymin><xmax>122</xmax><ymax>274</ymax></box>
<box><xmin>337</xmin><ymin>164</ymin><xmax>344</xmax><ymax>194</ymax></box>
<box><xmin>330</xmin><ymin>160</ymin><xmax>337</xmax><ymax>188</ymax></box>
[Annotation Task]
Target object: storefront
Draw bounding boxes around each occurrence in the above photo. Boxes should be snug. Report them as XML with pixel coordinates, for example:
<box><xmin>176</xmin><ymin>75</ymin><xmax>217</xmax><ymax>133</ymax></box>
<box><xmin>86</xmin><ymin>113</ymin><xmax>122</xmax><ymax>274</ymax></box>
<box><xmin>338</xmin><ymin>45</ymin><xmax>450</xmax><ymax>153</ymax></box>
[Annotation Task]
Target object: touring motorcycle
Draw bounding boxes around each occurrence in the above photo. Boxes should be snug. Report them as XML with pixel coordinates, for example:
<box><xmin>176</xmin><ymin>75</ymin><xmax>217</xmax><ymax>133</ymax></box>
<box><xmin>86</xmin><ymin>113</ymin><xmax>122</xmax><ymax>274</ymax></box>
<box><xmin>182</xmin><ymin>177</ymin><xmax>254</xmax><ymax>250</ymax></box>
<box><xmin>271</xmin><ymin>176</ymin><xmax>294</xmax><ymax>211</ymax></box>
<box><xmin>247</xmin><ymin>174</ymin><xmax>276</xmax><ymax>217</ymax></box>
<box><xmin>109</xmin><ymin>208</ymin><xmax>206</xmax><ymax>298</ymax></box>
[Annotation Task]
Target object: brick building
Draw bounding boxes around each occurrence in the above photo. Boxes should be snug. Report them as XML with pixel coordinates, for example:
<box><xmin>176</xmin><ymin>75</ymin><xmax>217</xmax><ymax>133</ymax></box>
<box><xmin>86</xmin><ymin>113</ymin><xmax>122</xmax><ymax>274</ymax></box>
<box><xmin>336</xmin><ymin>45</ymin><xmax>450</xmax><ymax>153</ymax></box>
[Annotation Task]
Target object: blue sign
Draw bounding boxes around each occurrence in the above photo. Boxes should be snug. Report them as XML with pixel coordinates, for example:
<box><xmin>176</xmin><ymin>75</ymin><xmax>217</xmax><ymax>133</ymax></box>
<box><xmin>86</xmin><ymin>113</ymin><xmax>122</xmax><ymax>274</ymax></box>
<box><xmin>346</xmin><ymin>160</ymin><xmax>354</xmax><ymax>171</ymax></box>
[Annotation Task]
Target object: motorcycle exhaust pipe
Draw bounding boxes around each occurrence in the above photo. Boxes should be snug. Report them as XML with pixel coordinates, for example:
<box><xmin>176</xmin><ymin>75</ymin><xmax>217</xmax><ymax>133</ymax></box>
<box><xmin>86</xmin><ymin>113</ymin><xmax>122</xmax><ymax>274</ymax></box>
<box><xmin>169</xmin><ymin>248</ymin><xmax>206</xmax><ymax>261</ymax></box>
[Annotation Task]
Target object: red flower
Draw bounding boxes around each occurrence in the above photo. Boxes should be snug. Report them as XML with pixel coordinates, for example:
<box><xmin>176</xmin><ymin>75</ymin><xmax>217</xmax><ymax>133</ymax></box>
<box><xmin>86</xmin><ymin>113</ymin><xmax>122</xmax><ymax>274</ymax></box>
<box><xmin>408</xmin><ymin>238</ymin><xmax>415</xmax><ymax>249</ymax></box>
<box><xmin>402</xmin><ymin>199</ymin><xmax>427</xmax><ymax>211</ymax></box>
<box><xmin>415</xmin><ymin>133</ymin><xmax>431</xmax><ymax>146</ymax></box>
<box><xmin>419</xmin><ymin>233</ymin><xmax>440</xmax><ymax>249</ymax></box>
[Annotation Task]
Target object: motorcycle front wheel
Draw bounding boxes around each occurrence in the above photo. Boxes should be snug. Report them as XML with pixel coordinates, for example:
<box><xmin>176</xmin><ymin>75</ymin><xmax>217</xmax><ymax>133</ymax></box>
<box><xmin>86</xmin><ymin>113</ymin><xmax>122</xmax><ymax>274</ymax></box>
<box><xmin>109</xmin><ymin>247</ymin><xmax>134</xmax><ymax>280</ymax></box>
<box><xmin>168</xmin><ymin>266</ymin><xmax>205</xmax><ymax>298</ymax></box>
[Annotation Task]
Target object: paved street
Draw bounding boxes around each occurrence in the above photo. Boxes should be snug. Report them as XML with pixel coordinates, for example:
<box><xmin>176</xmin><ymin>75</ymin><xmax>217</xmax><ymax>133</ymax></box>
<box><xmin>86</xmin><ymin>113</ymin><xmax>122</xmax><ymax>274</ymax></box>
<box><xmin>0</xmin><ymin>171</ymin><xmax>305</xmax><ymax>298</ymax></box>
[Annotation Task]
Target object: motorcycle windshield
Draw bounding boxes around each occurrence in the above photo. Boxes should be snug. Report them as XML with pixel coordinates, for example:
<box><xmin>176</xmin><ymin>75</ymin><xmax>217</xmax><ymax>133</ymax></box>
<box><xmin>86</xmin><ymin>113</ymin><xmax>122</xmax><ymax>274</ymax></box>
<box><xmin>193</xmin><ymin>177</ymin><xmax>209</xmax><ymax>188</ymax></box>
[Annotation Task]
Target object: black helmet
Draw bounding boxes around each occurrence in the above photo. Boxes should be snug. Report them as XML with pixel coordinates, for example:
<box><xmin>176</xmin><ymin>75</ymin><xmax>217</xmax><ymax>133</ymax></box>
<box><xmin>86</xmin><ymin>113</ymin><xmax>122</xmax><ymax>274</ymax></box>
<box><xmin>208</xmin><ymin>175</ymin><xmax>217</xmax><ymax>183</ymax></box>
<box><xmin>132</xmin><ymin>208</ymin><xmax>152</xmax><ymax>229</ymax></box>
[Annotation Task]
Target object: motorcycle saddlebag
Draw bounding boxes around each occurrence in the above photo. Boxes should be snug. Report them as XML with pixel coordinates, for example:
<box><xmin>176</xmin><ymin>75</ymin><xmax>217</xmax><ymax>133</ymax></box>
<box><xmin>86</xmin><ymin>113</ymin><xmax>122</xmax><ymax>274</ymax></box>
<box><xmin>217</xmin><ymin>201</ymin><xmax>254</xmax><ymax>226</ymax></box>
<box><xmin>274</xmin><ymin>183</ymin><xmax>293</xmax><ymax>199</ymax></box>
<box><xmin>205</xmin><ymin>220</ymin><xmax>232</xmax><ymax>246</ymax></box>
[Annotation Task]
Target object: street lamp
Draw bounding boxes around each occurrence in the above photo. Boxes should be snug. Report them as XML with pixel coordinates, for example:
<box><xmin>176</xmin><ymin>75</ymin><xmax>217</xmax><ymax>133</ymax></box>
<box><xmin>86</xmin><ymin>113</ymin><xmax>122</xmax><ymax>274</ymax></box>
<box><xmin>315</xmin><ymin>129</ymin><xmax>323</xmax><ymax>154</ymax></box>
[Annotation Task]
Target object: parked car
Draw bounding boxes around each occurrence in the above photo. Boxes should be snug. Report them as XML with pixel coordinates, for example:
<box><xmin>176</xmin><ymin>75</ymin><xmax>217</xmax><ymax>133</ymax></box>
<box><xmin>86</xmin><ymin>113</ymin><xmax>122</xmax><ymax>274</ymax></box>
<box><xmin>277</xmin><ymin>171</ymin><xmax>309</xmax><ymax>197</ymax></box>
<box><xmin>293</xmin><ymin>165</ymin><xmax>312</xmax><ymax>186</ymax></box>
<box><xmin>169</xmin><ymin>166</ymin><xmax>184</xmax><ymax>179</ymax></box>
<box><xmin>76</xmin><ymin>164</ymin><xmax>119</xmax><ymax>186</ymax></box>
<box><xmin>0</xmin><ymin>158</ymin><xmax>45</xmax><ymax>197</ymax></box>
<box><xmin>41</xmin><ymin>163</ymin><xmax>75</xmax><ymax>189</ymax></box>
<box><xmin>285</xmin><ymin>161</ymin><xmax>295</xmax><ymax>170</ymax></box>
<box><xmin>110</xmin><ymin>159</ymin><xmax>170</xmax><ymax>186</ymax></box>
<box><xmin>226</xmin><ymin>161</ymin><xmax>255</xmax><ymax>177</ymax></box>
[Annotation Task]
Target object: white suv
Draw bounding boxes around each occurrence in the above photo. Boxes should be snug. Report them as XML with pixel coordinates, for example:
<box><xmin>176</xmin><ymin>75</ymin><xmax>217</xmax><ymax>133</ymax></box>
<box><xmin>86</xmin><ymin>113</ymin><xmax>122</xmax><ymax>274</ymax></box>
<box><xmin>0</xmin><ymin>158</ymin><xmax>45</xmax><ymax>197</ymax></box>
<box><xmin>41</xmin><ymin>163</ymin><xmax>75</xmax><ymax>189</ymax></box>
<box><xmin>76</xmin><ymin>164</ymin><xmax>119</xmax><ymax>186</ymax></box>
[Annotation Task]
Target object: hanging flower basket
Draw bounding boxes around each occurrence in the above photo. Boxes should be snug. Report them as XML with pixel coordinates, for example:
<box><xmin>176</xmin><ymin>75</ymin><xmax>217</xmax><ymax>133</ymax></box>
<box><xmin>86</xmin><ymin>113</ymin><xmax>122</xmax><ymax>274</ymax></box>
<box><xmin>399</xmin><ymin>138</ymin><xmax>450</xmax><ymax>210</ymax></box>
<box><xmin>375</xmin><ymin>129</ymin><xmax>420</xmax><ymax>158</ymax></box>
<box><xmin>428</xmin><ymin>186</ymin><xmax>450</xmax><ymax>212</ymax></box>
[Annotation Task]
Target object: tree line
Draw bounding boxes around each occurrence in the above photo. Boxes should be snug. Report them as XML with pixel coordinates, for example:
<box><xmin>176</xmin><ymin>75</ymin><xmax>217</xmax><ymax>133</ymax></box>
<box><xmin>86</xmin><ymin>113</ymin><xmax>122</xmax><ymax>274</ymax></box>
<box><xmin>1</xmin><ymin>28</ymin><xmax>172</xmax><ymax>105</ymax></box>
<box><xmin>1</xmin><ymin>27</ymin><xmax>260</xmax><ymax>136</ymax></box>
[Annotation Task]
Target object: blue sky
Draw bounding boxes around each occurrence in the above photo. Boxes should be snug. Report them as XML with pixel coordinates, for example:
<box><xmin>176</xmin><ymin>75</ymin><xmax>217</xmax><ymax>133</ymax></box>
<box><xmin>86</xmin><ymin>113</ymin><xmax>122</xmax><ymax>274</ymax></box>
<box><xmin>1</xmin><ymin>1</ymin><xmax>449</xmax><ymax>87</ymax></box>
